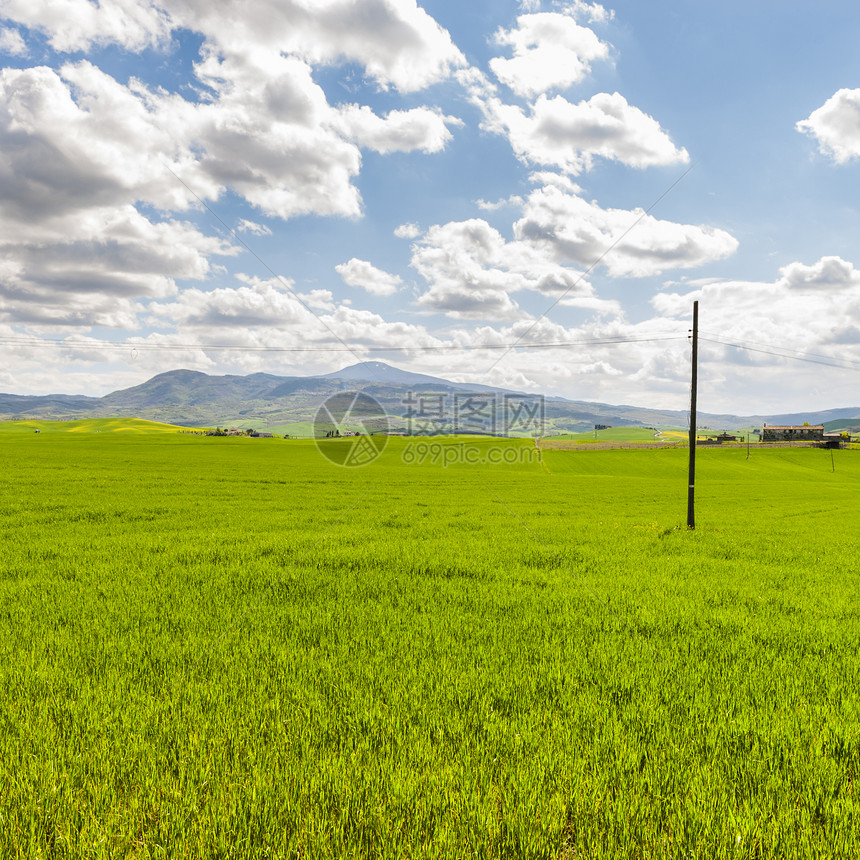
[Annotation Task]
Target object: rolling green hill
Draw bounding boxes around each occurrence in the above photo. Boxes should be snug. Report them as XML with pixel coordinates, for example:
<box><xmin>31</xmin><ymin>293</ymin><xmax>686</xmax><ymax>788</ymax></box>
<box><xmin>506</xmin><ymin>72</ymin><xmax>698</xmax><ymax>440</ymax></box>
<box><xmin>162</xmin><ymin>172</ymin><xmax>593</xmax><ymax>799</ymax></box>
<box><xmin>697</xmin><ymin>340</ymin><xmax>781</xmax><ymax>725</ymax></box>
<box><xmin>2</xmin><ymin>363</ymin><xmax>858</xmax><ymax>434</ymax></box>
<box><xmin>0</xmin><ymin>418</ymin><xmax>200</xmax><ymax>434</ymax></box>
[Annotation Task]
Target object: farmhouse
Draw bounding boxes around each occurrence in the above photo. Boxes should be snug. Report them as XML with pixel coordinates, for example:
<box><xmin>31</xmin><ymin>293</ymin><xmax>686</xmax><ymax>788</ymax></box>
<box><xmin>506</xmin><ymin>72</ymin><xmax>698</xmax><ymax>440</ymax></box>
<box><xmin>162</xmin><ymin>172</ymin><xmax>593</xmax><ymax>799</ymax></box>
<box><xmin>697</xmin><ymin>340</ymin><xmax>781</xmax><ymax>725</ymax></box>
<box><xmin>760</xmin><ymin>424</ymin><xmax>824</xmax><ymax>442</ymax></box>
<box><xmin>715</xmin><ymin>432</ymin><xmax>740</xmax><ymax>443</ymax></box>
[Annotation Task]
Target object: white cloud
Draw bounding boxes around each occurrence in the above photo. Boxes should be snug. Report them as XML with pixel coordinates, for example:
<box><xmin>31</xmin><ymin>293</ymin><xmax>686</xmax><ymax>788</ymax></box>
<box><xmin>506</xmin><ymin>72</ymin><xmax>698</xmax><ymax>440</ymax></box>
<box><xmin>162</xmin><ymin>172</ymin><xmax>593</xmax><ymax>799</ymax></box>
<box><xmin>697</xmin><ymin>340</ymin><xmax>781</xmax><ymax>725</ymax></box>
<box><xmin>0</xmin><ymin>0</ymin><xmax>172</xmax><ymax>52</ymax></box>
<box><xmin>298</xmin><ymin>288</ymin><xmax>337</xmax><ymax>311</ymax></box>
<box><xmin>650</xmin><ymin>256</ymin><xmax>860</xmax><ymax>373</ymax></box>
<box><xmin>0</xmin><ymin>63</ymin><xmax>195</xmax><ymax>220</ymax></box>
<box><xmin>559</xmin><ymin>1</ymin><xmax>614</xmax><ymax>25</ymax></box>
<box><xmin>395</xmin><ymin>222</ymin><xmax>421</xmax><ymax>239</ymax></box>
<box><xmin>0</xmin><ymin>3</ymin><xmax>474</xmax><ymax>336</ymax></box>
<box><xmin>237</xmin><ymin>219</ymin><xmax>272</xmax><ymax>236</ymax></box>
<box><xmin>0</xmin><ymin>14</ymin><xmax>465</xmax><ymax>225</ymax></box>
<box><xmin>484</xmin><ymin>91</ymin><xmax>689</xmax><ymax>174</ymax></box>
<box><xmin>0</xmin><ymin>60</ymin><xmax>245</xmax><ymax>321</ymax></box>
<box><xmin>490</xmin><ymin>12</ymin><xmax>609</xmax><ymax>98</ymax></box>
<box><xmin>514</xmin><ymin>183</ymin><xmax>738</xmax><ymax>277</ymax></box>
<box><xmin>527</xmin><ymin>170</ymin><xmax>582</xmax><ymax>193</ymax></box>
<box><xmin>0</xmin><ymin>26</ymin><xmax>27</xmax><ymax>55</ymax></box>
<box><xmin>335</xmin><ymin>103</ymin><xmax>458</xmax><ymax>154</ymax></box>
<box><xmin>0</xmin><ymin>0</ymin><xmax>466</xmax><ymax>93</ymax></box>
<box><xmin>0</xmin><ymin>203</ymin><xmax>235</xmax><ymax>325</ymax></box>
<box><xmin>149</xmin><ymin>279</ymin><xmax>309</xmax><ymax>329</ymax></box>
<box><xmin>632</xmin><ymin>261</ymin><xmax>860</xmax><ymax>414</ymax></box>
<box><xmin>336</xmin><ymin>258</ymin><xmax>403</xmax><ymax>296</ymax></box>
<box><xmin>0</xmin><ymin>4</ymin><xmax>469</xmax><ymax>223</ymax></box>
<box><xmin>190</xmin><ymin>49</ymin><xmax>364</xmax><ymax>219</ymax></box>
<box><xmin>147</xmin><ymin>275</ymin><xmax>446</xmax><ymax>359</ymax></box>
<box><xmin>417</xmin><ymin>284</ymin><xmax>524</xmax><ymax>320</ymax></box>
<box><xmin>158</xmin><ymin>0</ymin><xmax>465</xmax><ymax>94</ymax></box>
<box><xmin>408</xmin><ymin>217</ymin><xmax>612</xmax><ymax>319</ymax></box>
<box><xmin>410</xmin><ymin>219</ymin><xmax>535</xmax><ymax>319</ymax></box>
<box><xmin>797</xmin><ymin>89</ymin><xmax>860</xmax><ymax>164</ymax></box>
<box><xmin>779</xmin><ymin>256</ymin><xmax>860</xmax><ymax>291</ymax></box>
<box><xmin>0</xmin><ymin>52</ymin><xmax>363</xmax><ymax>320</ymax></box>
<box><xmin>476</xmin><ymin>195</ymin><xmax>524</xmax><ymax>211</ymax></box>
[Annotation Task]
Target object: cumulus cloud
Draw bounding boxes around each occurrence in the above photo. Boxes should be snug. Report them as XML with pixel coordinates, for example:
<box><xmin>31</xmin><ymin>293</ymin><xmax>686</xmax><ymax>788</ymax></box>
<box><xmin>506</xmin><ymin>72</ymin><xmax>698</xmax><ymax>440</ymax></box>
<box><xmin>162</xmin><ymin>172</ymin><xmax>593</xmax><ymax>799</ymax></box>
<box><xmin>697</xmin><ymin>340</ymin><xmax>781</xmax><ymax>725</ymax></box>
<box><xmin>335</xmin><ymin>104</ymin><xmax>458</xmax><ymax>153</ymax></box>
<box><xmin>561</xmin><ymin>1</ymin><xmax>614</xmax><ymax>25</ymax></box>
<box><xmin>0</xmin><ymin>0</ymin><xmax>172</xmax><ymax>52</ymax></box>
<box><xmin>0</xmin><ymin>26</ymin><xmax>27</xmax><ymax>55</ymax></box>
<box><xmin>160</xmin><ymin>0</ymin><xmax>465</xmax><ymax>94</ymax></box>
<box><xmin>336</xmin><ymin>258</ymin><xmax>403</xmax><ymax>296</ymax></box>
<box><xmin>490</xmin><ymin>12</ymin><xmax>609</xmax><ymax>97</ymax></box>
<box><xmin>651</xmin><ymin>256</ymin><xmax>860</xmax><ymax>371</ymax></box>
<box><xmin>0</xmin><ymin>0</ymin><xmax>466</xmax><ymax>92</ymax></box>
<box><xmin>394</xmin><ymin>222</ymin><xmax>421</xmax><ymax>239</ymax></box>
<box><xmin>147</xmin><ymin>275</ymin><xmax>446</xmax><ymax>357</ymax></box>
<box><xmin>149</xmin><ymin>279</ymin><xmax>309</xmax><ymax>329</ymax></box>
<box><xmin>779</xmin><ymin>256</ymin><xmax>860</xmax><ymax>291</ymax></box>
<box><xmin>0</xmin><ymin>54</ymin><xmax>354</xmax><ymax>321</ymax></box>
<box><xmin>484</xmin><ymin>91</ymin><xmax>689</xmax><ymax>174</ymax></box>
<box><xmin>797</xmin><ymin>89</ymin><xmax>860</xmax><ymax>163</ymax></box>
<box><xmin>273</xmin><ymin>0</ymin><xmax>467</xmax><ymax>93</ymax></box>
<box><xmin>514</xmin><ymin>183</ymin><xmax>738</xmax><ymax>277</ymax></box>
<box><xmin>190</xmin><ymin>48</ymin><xmax>365</xmax><ymax>219</ymax></box>
<box><xmin>0</xmin><ymin>59</ymin><xmax>246</xmax><ymax>322</ymax></box>
<box><xmin>0</xmin><ymin>0</ymin><xmax>484</xmax><ymax>344</ymax></box>
<box><xmin>0</xmin><ymin>63</ymin><xmax>200</xmax><ymax>220</ymax></box>
<box><xmin>476</xmin><ymin>195</ymin><xmax>524</xmax><ymax>211</ymax></box>
<box><xmin>237</xmin><ymin>219</ymin><xmax>272</xmax><ymax>236</ymax></box>
<box><xmin>0</xmin><ymin>203</ymin><xmax>235</xmax><ymax>325</ymax></box>
<box><xmin>407</xmin><ymin>217</ymin><xmax>613</xmax><ymax>319</ymax></box>
<box><xmin>643</xmin><ymin>267</ymin><xmax>860</xmax><ymax>411</ymax></box>
<box><xmin>0</xmin><ymin>0</ymin><xmax>474</xmax><ymax>330</ymax></box>
<box><xmin>410</xmin><ymin>219</ymin><xmax>529</xmax><ymax>318</ymax></box>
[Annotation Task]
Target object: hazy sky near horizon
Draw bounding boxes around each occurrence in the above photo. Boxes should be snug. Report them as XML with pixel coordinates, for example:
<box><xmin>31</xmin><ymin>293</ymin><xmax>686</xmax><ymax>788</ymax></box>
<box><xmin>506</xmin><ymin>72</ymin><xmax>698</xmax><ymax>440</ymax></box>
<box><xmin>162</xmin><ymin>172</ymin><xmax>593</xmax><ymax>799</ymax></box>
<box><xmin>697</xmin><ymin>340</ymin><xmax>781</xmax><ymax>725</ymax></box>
<box><xmin>1</xmin><ymin>0</ymin><xmax>860</xmax><ymax>413</ymax></box>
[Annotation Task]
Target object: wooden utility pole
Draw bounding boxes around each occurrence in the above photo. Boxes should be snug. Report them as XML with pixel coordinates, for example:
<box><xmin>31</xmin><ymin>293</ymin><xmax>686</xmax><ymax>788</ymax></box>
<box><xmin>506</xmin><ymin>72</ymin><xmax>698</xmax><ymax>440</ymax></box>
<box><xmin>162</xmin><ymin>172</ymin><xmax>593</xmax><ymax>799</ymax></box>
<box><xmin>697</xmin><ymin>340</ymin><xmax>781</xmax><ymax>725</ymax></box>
<box><xmin>687</xmin><ymin>301</ymin><xmax>698</xmax><ymax>529</ymax></box>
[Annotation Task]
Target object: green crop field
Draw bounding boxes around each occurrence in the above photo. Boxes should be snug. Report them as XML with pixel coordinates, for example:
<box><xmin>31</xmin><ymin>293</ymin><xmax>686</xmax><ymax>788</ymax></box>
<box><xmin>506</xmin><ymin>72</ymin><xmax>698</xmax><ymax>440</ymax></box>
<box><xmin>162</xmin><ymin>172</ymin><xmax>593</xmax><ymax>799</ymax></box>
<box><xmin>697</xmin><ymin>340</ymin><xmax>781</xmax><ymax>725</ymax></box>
<box><xmin>2</xmin><ymin>429</ymin><xmax>859</xmax><ymax>857</ymax></box>
<box><xmin>545</xmin><ymin>427</ymin><xmax>664</xmax><ymax>443</ymax></box>
<box><xmin>0</xmin><ymin>418</ymin><xmax>201</xmax><ymax>435</ymax></box>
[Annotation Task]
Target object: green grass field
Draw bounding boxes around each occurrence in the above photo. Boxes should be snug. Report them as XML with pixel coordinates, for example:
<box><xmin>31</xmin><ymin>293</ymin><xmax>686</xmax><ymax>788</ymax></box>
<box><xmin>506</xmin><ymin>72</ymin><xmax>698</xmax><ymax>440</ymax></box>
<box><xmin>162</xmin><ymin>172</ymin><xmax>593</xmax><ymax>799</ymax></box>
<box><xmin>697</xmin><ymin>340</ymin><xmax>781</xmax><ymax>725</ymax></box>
<box><xmin>1</xmin><ymin>430</ymin><xmax>859</xmax><ymax>857</ymax></box>
<box><xmin>545</xmin><ymin>427</ymin><xmax>664</xmax><ymax>443</ymax></box>
<box><xmin>0</xmin><ymin>417</ymin><xmax>200</xmax><ymax>435</ymax></box>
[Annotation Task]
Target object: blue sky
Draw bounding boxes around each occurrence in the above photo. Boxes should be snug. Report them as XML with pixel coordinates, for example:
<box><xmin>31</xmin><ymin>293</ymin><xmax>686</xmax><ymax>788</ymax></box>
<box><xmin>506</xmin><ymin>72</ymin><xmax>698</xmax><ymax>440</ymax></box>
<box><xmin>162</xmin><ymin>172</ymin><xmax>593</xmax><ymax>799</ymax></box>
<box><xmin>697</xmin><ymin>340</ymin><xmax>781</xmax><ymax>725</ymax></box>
<box><xmin>1</xmin><ymin>0</ymin><xmax>860</xmax><ymax>414</ymax></box>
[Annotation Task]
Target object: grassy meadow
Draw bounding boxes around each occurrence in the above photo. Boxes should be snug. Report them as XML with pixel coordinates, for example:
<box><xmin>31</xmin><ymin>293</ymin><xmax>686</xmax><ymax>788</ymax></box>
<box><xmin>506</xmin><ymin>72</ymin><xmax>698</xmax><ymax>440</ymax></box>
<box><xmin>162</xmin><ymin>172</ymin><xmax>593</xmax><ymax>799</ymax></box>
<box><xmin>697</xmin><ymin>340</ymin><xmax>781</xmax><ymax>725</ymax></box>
<box><xmin>1</xmin><ymin>426</ymin><xmax>859</xmax><ymax>857</ymax></box>
<box><xmin>0</xmin><ymin>418</ymin><xmax>203</xmax><ymax>435</ymax></box>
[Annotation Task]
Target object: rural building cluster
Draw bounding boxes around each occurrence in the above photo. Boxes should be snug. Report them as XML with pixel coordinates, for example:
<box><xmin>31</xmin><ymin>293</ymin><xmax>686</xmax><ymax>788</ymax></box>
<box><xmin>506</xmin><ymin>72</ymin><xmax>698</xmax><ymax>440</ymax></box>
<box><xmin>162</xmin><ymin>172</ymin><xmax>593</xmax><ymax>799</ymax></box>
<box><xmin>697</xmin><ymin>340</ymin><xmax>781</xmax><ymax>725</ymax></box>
<box><xmin>761</xmin><ymin>424</ymin><xmax>825</xmax><ymax>442</ymax></box>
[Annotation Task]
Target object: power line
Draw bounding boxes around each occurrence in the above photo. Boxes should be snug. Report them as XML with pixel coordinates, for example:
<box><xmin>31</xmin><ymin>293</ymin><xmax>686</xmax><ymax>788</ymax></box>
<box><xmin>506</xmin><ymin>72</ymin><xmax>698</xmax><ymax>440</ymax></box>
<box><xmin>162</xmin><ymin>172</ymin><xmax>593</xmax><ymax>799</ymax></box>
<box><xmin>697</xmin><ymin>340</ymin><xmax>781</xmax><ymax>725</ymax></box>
<box><xmin>0</xmin><ymin>333</ymin><xmax>683</xmax><ymax>354</ymax></box>
<box><xmin>7</xmin><ymin>329</ymin><xmax>860</xmax><ymax>374</ymax></box>
<box><xmin>699</xmin><ymin>334</ymin><xmax>860</xmax><ymax>372</ymax></box>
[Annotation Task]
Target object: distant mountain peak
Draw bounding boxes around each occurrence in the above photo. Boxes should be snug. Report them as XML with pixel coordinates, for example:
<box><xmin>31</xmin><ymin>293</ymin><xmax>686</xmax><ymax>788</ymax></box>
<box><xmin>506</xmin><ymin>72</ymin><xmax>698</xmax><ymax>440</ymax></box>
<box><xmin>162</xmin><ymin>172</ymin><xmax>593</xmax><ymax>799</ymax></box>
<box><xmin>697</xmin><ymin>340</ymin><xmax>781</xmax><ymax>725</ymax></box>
<box><xmin>321</xmin><ymin>361</ymin><xmax>455</xmax><ymax>386</ymax></box>
<box><xmin>322</xmin><ymin>361</ymin><xmax>406</xmax><ymax>379</ymax></box>
<box><xmin>318</xmin><ymin>361</ymin><xmax>513</xmax><ymax>393</ymax></box>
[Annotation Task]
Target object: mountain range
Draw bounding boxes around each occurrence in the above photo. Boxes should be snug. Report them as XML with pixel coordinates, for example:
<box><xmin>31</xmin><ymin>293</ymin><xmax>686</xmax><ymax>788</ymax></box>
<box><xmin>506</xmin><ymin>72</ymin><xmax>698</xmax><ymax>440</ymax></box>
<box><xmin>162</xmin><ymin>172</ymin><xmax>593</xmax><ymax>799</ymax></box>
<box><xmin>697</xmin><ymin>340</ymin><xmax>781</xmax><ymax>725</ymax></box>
<box><xmin>2</xmin><ymin>362</ymin><xmax>860</xmax><ymax>434</ymax></box>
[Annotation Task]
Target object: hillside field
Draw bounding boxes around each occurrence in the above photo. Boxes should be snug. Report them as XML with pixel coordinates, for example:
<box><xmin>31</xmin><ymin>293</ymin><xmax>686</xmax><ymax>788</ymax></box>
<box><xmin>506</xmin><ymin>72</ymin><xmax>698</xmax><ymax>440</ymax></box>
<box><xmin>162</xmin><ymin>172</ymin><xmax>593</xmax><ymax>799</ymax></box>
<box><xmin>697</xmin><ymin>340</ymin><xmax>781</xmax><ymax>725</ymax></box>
<box><xmin>1</xmin><ymin>431</ymin><xmax>859</xmax><ymax>857</ymax></box>
<box><xmin>0</xmin><ymin>417</ymin><xmax>202</xmax><ymax>435</ymax></box>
